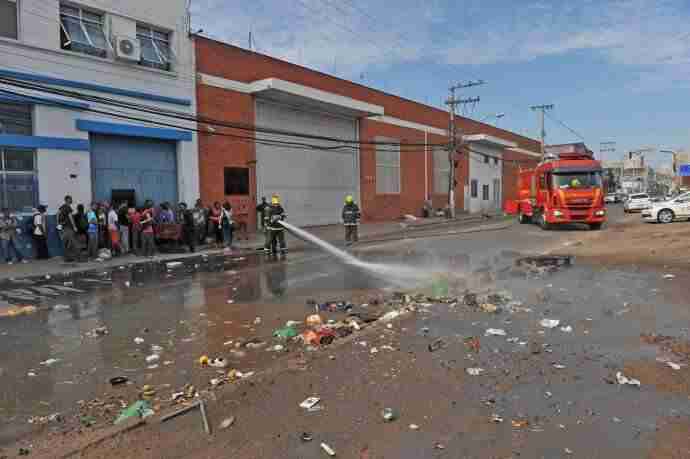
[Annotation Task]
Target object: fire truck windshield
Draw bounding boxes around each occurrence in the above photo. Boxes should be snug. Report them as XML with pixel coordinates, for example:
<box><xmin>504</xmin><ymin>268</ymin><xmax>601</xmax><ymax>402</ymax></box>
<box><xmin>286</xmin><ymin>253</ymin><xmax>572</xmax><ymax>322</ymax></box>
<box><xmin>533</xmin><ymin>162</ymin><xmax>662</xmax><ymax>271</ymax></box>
<box><xmin>552</xmin><ymin>172</ymin><xmax>602</xmax><ymax>190</ymax></box>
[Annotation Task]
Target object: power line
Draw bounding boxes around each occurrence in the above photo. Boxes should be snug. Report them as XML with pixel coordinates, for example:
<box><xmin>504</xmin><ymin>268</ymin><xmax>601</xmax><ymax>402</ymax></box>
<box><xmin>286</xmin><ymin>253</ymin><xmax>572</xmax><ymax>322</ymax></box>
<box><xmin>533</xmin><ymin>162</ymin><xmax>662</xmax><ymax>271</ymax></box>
<box><xmin>0</xmin><ymin>76</ymin><xmax>449</xmax><ymax>149</ymax></box>
<box><xmin>544</xmin><ymin>110</ymin><xmax>585</xmax><ymax>141</ymax></box>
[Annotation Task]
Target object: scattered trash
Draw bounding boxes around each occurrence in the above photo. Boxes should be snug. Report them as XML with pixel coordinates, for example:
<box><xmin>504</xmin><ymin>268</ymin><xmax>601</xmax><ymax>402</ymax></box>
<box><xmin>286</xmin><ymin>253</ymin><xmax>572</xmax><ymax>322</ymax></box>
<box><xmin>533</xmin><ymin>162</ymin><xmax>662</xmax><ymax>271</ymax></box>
<box><xmin>512</xmin><ymin>419</ymin><xmax>529</xmax><ymax>428</ymax></box>
<box><xmin>151</xmin><ymin>345</ymin><xmax>163</xmax><ymax>353</ymax></box>
<box><xmin>612</xmin><ymin>417</ymin><xmax>623</xmax><ymax>423</ymax></box>
<box><xmin>226</xmin><ymin>299</ymin><xmax>235</xmax><ymax>304</ymax></box>
<box><xmin>665</xmin><ymin>361</ymin><xmax>682</xmax><ymax>370</ymax></box>
<box><xmin>381</xmin><ymin>407</ymin><xmax>398</xmax><ymax>422</ymax></box>
<box><xmin>145</xmin><ymin>354</ymin><xmax>160</xmax><ymax>363</ymax></box>
<box><xmin>270</xmin><ymin>344</ymin><xmax>285</xmax><ymax>352</ymax></box>
<box><xmin>199</xmin><ymin>355</ymin><xmax>210</xmax><ymax>365</ymax></box>
<box><xmin>141</xmin><ymin>384</ymin><xmax>156</xmax><ymax>399</ymax></box>
<box><xmin>18</xmin><ymin>447</ymin><xmax>30</xmax><ymax>456</ymax></box>
<box><xmin>300</xmin><ymin>397</ymin><xmax>320</xmax><ymax>410</ymax></box>
<box><xmin>490</xmin><ymin>414</ymin><xmax>504</xmax><ymax>423</ymax></box>
<box><xmin>380</xmin><ymin>310</ymin><xmax>403</xmax><ymax>322</ymax></box>
<box><xmin>254</xmin><ymin>317</ymin><xmax>262</xmax><ymax>325</ymax></box>
<box><xmin>109</xmin><ymin>376</ymin><xmax>128</xmax><ymax>386</ymax></box>
<box><xmin>553</xmin><ymin>364</ymin><xmax>567</xmax><ymax>369</ymax></box>
<box><xmin>114</xmin><ymin>400</ymin><xmax>154</xmax><ymax>424</ymax></box>
<box><xmin>466</xmin><ymin>368</ymin><xmax>485</xmax><ymax>376</ymax></box>
<box><xmin>0</xmin><ymin>305</ymin><xmax>38</xmax><ymax>318</ymax></box>
<box><xmin>539</xmin><ymin>319</ymin><xmax>560</xmax><ymax>328</ymax></box>
<box><xmin>53</xmin><ymin>304</ymin><xmax>70</xmax><ymax>311</ymax></box>
<box><xmin>464</xmin><ymin>336</ymin><xmax>481</xmax><ymax>353</ymax></box>
<box><xmin>301</xmin><ymin>432</ymin><xmax>313</xmax><ymax>442</ymax></box>
<box><xmin>273</xmin><ymin>326</ymin><xmax>298</xmax><ymax>339</ymax></box>
<box><xmin>209</xmin><ymin>357</ymin><xmax>228</xmax><ymax>368</ymax></box>
<box><xmin>133</xmin><ymin>337</ymin><xmax>145</xmax><ymax>344</ymax></box>
<box><xmin>27</xmin><ymin>371</ymin><xmax>36</xmax><ymax>377</ymax></box>
<box><xmin>616</xmin><ymin>371</ymin><xmax>641</xmax><ymax>387</ymax></box>
<box><xmin>306</xmin><ymin>314</ymin><xmax>323</xmax><ymax>327</ymax></box>
<box><xmin>40</xmin><ymin>358</ymin><xmax>60</xmax><ymax>366</ymax></box>
<box><xmin>485</xmin><ymin>328</ymin><xmax>507</xmax><ymax>336</ymax></box>
<box><xmin>663</xmin><ymin>274</ymin><xmax>676</xmax><ymax>280</ymax></box>
<box><xmin>166</xmin><ymin>262</ymin><xmax>183</xmax><ymax>269</ymax></box>
<box><xmin>428</xmin><ymin>338</ymin><xmax>447</xmax><ymax>352</ymax></box>
<box><xmin>565</xmin><ymin>448</ymin><xmax>574</xmax><ymax>455</ymax></box>
<box><xmin>409</xmin><ymin>424</ymin><xmax>420</xmax><ymax>430</ymax></box>
<box><xmin>124</xmin><ymin>281</ymin><xmax>131</xmax><ymax>287</ymax></box>
<box><xmin>86</xmin><ymin>326</ymin><xmax>109</xmax><ymax>338</ymax></box>
<box><xmin>220</xmin><ymin>416</ymin><xmax>235</xmax><ymax>430</ymax></box>
<box><xmin>560</xmin><ymin>325</ymin><xmax>573</xmax><ymax>333</ymax></box>
<box><xmin>480</xmin><ymin>303</ymin><xmax>499</xmax><ymax>313</ymax></box>
<box><xmin>320</xmin><ymin>442</ymin><xmax>336</xmax><ymax>457</ymax></box>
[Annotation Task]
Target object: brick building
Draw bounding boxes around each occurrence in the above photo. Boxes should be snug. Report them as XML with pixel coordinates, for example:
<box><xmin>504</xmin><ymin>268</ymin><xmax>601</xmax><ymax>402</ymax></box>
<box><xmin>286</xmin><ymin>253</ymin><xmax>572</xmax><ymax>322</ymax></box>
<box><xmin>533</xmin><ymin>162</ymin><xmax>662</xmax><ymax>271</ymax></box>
<box><xmin>194</xmin><ymin>36</ymin><xmax>540</xmax><ymax>230</ymax></box>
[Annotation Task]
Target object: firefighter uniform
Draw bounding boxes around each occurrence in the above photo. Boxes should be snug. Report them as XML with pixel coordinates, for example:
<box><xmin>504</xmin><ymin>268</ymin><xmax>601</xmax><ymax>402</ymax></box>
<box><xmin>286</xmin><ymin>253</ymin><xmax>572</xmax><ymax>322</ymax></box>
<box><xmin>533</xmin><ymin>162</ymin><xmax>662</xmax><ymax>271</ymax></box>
<box><xmin>342</xmin><ymin>195</ymin><xmax>360</xmax><ymax>245</ymax></box>
<box><xmin>264</xmin><ymin>196</ymin><xmax>287</xmax><ymax>255</ymax></box>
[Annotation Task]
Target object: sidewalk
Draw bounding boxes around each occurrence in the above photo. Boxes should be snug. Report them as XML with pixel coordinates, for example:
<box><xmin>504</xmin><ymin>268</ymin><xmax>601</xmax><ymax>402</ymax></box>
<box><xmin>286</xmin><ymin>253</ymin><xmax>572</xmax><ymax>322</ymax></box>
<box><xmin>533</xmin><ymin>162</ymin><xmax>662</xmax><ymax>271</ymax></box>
<box><xmin>0</xmin><ymin>214</ymin><xmax>494</xmax><ymax>282</ymax></box>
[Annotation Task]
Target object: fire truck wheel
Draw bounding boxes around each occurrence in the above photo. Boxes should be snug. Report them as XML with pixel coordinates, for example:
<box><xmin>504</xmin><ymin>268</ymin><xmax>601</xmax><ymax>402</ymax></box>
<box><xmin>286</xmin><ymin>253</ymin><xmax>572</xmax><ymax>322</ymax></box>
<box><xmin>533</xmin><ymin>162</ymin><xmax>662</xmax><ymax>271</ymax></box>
<box><xmin>589</xmin><ymin>223</ymin><xmax>603</xmax><ymax>231</ymax></box>
<box><xmin>518</xmin><ymin>213</ymin><xmax>531</xmax><ymax>224</ymax></box>
<box><xmin>538</xmin><ymin>213</ymin><xmax>551</xmax><ymax>230</ymax></box>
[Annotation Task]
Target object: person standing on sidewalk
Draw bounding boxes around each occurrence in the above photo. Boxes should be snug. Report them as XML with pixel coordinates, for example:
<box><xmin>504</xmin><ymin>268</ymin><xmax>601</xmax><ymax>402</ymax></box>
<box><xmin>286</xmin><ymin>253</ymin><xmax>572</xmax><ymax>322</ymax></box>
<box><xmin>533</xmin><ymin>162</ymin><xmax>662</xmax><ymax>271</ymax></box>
<box><xmin>222</xmin><ymin>201</ymin><xmax>234</xmax><ymax>249</ymax></box>
<box><xmin>107</xmin><ymin>205</ymin><xmax>121</xmax><ymax>256</ymax></box>
<box><xmin>86</xmin><ymin>203</ymin><xmax>99</xmax><ymax>260</ymax></box>
<box><xmin>117</xmin><ymin>203</ymin><xmax>130</xmax><ymax>255</ymax></box>
<box><xmin>209</xmin><ymin>202</ymin><xmax>223</xmax><ymax>248</ymax></box>
<box><xmin>0</xmin><ymin>208</ymin><xmax>27</xmax><ymax>264</ymax></box>
<box><xmin>193</xmin><ymin>199</ymin><xmax>207</xmax><ymax>245</ymax></box>
<box><xmin>32</xmin><ymin>205</ymin><xmax>50</xmax><ymax>260</ymax></box>
<box><xmin>140</xmin><ymin>201</ymin><xmax>156</xmax><ymax>257</ymax></box>
<box><xmin>179</xmin><ymin>202</ymin><xmax>196</xmax><ymax>253</ymax></box>
<box><xmin>57</xmin><ymin>195</ymin><xmax>78</xmax><ymax>262</ymax></box>
<box><xmin>342</xmin><ymin>195</ymin><xmax>361</xmax><ymax>246</ymax></box>
<box><xmin>265</xmin><ymin>195</ymin><xmax>287</xmax><ymax>255</ymax></box>
<box><xmin>129</xmin><ymin>207</ymin><xmax>141</xmax><ymax>255</ymax></box>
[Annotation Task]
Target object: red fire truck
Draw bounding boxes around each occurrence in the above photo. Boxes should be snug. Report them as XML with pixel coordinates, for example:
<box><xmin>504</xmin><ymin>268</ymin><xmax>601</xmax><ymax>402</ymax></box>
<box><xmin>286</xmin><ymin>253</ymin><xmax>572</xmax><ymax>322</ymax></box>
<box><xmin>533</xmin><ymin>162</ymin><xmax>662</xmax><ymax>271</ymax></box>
<box><xmin>506</xmin><ymin>143</ymin><xmax>607</xmax><ymax>230</ymax></box>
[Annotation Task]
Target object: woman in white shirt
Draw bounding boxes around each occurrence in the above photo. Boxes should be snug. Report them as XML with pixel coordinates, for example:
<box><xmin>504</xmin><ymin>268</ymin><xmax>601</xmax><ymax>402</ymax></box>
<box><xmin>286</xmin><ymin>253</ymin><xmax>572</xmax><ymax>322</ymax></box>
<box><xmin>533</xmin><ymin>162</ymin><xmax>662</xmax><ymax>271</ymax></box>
<box><xmin>32</xmin><ymin>205</ymin><xmax>50</xmax><ymax>259</ymax></box>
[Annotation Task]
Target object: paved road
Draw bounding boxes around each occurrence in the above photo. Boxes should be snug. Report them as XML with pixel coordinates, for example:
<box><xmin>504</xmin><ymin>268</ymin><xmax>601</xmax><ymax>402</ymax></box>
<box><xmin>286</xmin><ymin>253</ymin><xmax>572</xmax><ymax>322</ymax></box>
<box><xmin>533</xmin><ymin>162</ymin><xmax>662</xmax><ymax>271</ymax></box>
<box><xmin>3</xmin><ymin>208</ymin><xmax>690</xmax><ymax>458</ymax></box>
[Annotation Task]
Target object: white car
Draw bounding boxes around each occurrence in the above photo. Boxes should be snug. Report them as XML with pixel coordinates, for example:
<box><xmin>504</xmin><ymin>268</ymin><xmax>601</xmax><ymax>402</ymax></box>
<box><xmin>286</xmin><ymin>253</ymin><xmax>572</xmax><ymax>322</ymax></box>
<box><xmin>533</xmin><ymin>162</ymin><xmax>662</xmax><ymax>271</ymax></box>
<box><xmin>623</xmin><ymin>193</ymin><xmax>651</xmax><ymax>213</ymax></box>
<box><xmin>642</xmin><ymin>192</ymin><xmax>690</xmax><ymax>223</ymax></box>
<box><xmin>604</xmin><ymin>194</ymin><xmax>618</xmax><ymax>204</ymax></box>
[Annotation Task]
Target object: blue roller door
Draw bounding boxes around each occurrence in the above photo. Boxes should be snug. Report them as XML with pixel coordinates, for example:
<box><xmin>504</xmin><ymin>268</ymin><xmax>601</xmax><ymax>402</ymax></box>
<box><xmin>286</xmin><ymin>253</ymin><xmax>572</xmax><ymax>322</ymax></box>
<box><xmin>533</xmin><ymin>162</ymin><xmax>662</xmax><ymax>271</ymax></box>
<box><xmin>91</xmin><ymin>134</ymin><xmax>177</xmax><ymax>206</ymax></box>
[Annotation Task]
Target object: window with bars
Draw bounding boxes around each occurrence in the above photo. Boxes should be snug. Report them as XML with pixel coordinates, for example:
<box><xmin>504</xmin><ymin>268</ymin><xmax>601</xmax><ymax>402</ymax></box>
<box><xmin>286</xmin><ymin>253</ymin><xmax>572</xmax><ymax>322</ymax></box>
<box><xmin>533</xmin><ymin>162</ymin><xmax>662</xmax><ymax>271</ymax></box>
<box><xmin>137</xmin><ymin>25</ymin><xmax>173</xmax><ymax>71</ymax></box>
<box><xmin>60</xmin><ymin>3</ymin><xmax>110</xmax><ymax>58</ymax></box>
<box><xmin>375</xmin><ymin>138</ymin><xmax>400</xmax><ymax>194</ymax></box>
<box><xmin>482</xmin><ymin>184</ymin><xmax>490</xmax><ymax>201</ymax></box>
<box><xmin>470</xmin><ymin>179</ymin><xmax>478</xmax><ymax>198</ymax></box>
<box><xmin>0</xmin><ymin>103</ymin><xmax>38</xmax><ymax>211</ymax></box>
<box><xmin>0</xmin><ymin>0</ymin><xmax>18</xmax><ymax>39</ymax></box>
<box><xmin>433</xmin><ymin>147</ymin><xmax>450</xmax><ymax>194</ymax></box>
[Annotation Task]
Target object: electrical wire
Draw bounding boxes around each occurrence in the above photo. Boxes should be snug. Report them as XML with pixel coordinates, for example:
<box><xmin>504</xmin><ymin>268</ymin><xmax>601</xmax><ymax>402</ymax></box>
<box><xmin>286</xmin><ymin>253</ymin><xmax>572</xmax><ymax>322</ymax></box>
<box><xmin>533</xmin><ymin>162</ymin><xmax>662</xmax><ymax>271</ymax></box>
<box><xmin>0</xmin><ymin>76</ymin><xmax>449</xmax><ymax>149</ymax></box>
<box><xmin>544</xmin><ymin>110</ymin><xmax>585</xmax><ymax>141</ymax></box>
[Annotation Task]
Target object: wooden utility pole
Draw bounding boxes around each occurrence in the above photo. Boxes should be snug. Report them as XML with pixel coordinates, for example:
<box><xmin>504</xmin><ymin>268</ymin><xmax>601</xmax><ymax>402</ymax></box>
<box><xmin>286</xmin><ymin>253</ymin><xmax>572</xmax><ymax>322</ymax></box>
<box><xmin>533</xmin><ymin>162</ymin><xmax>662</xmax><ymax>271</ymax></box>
<box><xmin>445</xmin><ymin>80</ymin><xmax>484</xmax><ymax>218</ymax></box>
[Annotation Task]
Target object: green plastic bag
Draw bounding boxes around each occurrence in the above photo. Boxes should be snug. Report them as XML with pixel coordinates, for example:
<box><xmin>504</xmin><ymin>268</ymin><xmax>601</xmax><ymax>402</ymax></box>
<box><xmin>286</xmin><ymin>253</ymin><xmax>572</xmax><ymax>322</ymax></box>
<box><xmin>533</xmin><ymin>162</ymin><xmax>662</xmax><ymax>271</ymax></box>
<box><xmin>273</xmin><ymin>326</ymin><xmax>298</xmax><ymax>339</ymax></box>
<box><xmin>114</xmin><ymin>400</ymin><xmax>154</xmax><ymax>425</ymax></box>
<box><xmin>431</xmin><ymin>277</ymin><xmax>449</xmax><ymax>298</ymax></box>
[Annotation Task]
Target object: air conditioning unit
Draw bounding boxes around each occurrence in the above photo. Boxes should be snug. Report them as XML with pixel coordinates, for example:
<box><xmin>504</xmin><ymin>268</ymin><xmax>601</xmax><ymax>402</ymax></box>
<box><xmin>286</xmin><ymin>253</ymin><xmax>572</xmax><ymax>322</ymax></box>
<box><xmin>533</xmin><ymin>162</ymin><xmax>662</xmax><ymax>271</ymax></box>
<box><xmin>114</xmin><ymin>35</ymin><xmax>141</xmax><ymax>62</ymax></box>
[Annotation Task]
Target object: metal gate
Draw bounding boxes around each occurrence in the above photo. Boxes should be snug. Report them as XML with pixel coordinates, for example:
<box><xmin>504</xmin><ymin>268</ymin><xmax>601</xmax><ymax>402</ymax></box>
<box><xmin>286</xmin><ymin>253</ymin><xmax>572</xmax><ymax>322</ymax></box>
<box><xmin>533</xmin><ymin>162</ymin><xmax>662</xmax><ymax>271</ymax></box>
<box><xmin>255</xmin><ymin>101</ymin><xmax>358</xmax><ymax>226</ymax></box>
<box><xmin>91</xmin><ymin>134</ymin><xmax>177</xmax><ymax>206</ymax></box>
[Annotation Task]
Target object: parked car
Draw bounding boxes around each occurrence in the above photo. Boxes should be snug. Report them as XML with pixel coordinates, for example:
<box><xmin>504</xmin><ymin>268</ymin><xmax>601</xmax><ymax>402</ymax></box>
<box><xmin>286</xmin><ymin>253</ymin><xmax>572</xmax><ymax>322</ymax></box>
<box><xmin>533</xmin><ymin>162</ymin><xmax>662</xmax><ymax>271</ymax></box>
<box><xmin>642</xmin><ymin>192</ymin><xmax>690</xmax><ymax>223</ymax></box>
<box><xmin>623</xmin><ymin>193</ymin><xmax>651</xmax><ymax>213</ymax></box>
<box><xmin>604</xmin><ymin>194</ymin><xmax>619</xmax><ymax>204</ymax></box>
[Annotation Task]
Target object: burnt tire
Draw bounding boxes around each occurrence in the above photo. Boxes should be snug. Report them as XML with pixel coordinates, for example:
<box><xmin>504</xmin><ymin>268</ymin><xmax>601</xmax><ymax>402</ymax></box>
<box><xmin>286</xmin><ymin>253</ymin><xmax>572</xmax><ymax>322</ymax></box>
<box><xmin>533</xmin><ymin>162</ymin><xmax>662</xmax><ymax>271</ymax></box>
<box><xmin>658</xmin><ymin>209</ymin><xmax>674</xmax><ymax>224</ymax></box>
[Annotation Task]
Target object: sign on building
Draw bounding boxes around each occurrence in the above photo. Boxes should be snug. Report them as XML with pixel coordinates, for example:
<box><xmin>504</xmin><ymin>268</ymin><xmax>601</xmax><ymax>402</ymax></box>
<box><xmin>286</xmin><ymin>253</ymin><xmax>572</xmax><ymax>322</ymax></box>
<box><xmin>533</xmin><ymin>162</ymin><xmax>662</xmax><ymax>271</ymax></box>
<box><xmin>679</xmin><ymin>164</ymin><xmax>690</xmax><ymax>177</ymax></box>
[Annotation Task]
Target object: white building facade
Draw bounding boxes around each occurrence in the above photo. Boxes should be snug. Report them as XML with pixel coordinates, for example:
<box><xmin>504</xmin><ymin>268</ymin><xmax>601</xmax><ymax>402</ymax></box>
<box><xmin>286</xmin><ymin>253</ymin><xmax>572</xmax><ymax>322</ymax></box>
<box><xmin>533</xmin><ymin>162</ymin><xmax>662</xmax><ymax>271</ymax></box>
<box><xmin>0</xmin><ymin>0</ymin><xmax>198</xmax><ymax>214</ymax></box>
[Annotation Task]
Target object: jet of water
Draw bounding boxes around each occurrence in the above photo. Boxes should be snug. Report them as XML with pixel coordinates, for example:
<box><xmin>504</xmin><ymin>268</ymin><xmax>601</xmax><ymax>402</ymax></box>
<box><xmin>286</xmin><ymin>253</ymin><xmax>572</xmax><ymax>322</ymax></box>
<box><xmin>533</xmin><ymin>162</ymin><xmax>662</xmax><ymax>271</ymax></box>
<box><xmin>280</xmin><ymin>221</ymin><xmax>429</xmax><ymax>287</ymax></box>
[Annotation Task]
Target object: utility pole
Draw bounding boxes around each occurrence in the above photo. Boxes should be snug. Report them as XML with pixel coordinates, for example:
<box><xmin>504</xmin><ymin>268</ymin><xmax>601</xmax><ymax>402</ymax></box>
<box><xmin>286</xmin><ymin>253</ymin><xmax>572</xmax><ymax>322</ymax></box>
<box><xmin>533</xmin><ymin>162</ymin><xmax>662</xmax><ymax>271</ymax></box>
<box><xmin>600</xmin><ymin>141</ymin><xmax>617</xmax><ymax>191</ymax></box>
<box><xmin>445</xmin><ymin>80</ymin><xmax>484</xmax><ymax>218</ymax></box>
<box><xmin>530</xmin><ymin>104</ymin><xmax>554</xmax><ymax>158</ymax></box>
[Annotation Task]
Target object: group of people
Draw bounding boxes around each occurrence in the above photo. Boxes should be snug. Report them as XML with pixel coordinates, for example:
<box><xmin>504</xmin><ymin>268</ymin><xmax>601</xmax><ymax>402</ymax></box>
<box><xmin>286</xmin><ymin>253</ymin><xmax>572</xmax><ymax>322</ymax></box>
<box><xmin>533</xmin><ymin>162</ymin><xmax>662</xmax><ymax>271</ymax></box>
<box><xmin>2</xmin><ymin>192</ymin><xmax>361</xmax><ymax>265</ymax></box>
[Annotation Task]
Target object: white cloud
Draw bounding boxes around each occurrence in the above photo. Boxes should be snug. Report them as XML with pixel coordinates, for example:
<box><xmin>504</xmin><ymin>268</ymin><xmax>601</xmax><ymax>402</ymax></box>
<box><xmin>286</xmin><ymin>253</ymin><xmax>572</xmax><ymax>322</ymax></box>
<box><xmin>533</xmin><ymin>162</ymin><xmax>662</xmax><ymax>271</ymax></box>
<box><xmin>190</xmin><ymin>0</ymin><xmax>690</xmax><ymax>91</ymax></box>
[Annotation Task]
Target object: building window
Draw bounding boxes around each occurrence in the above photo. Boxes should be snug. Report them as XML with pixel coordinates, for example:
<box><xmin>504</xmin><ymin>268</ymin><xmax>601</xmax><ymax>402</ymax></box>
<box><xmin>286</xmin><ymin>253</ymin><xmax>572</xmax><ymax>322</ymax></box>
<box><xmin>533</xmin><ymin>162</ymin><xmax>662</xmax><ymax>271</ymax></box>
<box><xmin>224</xmin><ymin>167</ymin><xmax>249</xmax><ymax>195</ymax></box>
<box><xmin>470</xmin><ymin>179</ymin><xmax>478</xmax><ymax>198</ymax></box>
<box><xmin>493</xmin><ymin>178</ymin><xmax>501</xmax><ymax>204</ymax></box>
<box><xmin>137</xmin><ymin>25</ymin><xmax>173</xmax><ymax>71</ymax></box>
<box><xmin>0</xmin><ymin>0</ymin><xmax>18</xmax><ymax>39</ymax></box>
<box><xmin>60</xmin><ymin>3</ymin><xmax>110</xmax><ymax>58</ymax></box>
<box><xmin>483</xmin><ymin>155</ymin><xmax>489</xmax><ymax>164</ymax></box>
<box><xmin>493</xmin><ymin>157</ymin><xmax>499</xmax><ymax>166</ymax></box>
<box><xmin>482</xmin><ymin>184</ymin><xmax>490</xmax><ymax>201</ymax></box>
<box><xmin>0</xmin><ymin>103</ymin><xmax>37</xmax><ymax>211</ymax></box>
<box><xmin>376</xmin><ymin>138</ymin><xmax>400</xmax><ymax>194</ymax></box>
<box><xmin>433</xmin><ymin>147</ymin><xmax>450</xmax><ymax>194</ymax></box>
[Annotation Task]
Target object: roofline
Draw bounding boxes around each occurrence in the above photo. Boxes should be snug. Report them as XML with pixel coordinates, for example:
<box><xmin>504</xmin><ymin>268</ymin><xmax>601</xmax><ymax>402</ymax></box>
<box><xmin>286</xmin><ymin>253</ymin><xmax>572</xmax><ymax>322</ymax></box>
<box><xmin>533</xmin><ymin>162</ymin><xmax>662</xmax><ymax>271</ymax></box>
<box><xmin>193</xmin><ymin>34</ymin><xmax>540</xmax><ymax>148</ymax></box>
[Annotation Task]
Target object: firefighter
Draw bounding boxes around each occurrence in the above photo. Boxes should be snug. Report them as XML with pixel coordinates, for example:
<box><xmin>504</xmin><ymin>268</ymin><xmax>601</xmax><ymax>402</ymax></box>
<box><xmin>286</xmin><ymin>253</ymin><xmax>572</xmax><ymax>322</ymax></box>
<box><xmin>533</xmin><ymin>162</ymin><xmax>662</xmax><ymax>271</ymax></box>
<box><xmin>342</xmin><ymin>195</ymin><xmax>360</xmax><ymax>246</ymax></box>
<box><xmin>264</xmin><ymin>195</ymin><xmax>287</xmax><ymax>255</ymax></box>
<box><xmin>570</xmin><ymin>177</ymin><xmax>582</xmax><ymax>188</ymax></box>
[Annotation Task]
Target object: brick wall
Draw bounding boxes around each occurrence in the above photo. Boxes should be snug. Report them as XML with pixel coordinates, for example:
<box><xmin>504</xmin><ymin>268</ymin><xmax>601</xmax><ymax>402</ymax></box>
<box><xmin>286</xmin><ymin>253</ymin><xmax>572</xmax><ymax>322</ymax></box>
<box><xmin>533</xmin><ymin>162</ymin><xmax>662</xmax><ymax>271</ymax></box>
<box><xmin>195</xmin><ymin>36</ymin><xmax>540</xmax><ymax>226</ymax></box>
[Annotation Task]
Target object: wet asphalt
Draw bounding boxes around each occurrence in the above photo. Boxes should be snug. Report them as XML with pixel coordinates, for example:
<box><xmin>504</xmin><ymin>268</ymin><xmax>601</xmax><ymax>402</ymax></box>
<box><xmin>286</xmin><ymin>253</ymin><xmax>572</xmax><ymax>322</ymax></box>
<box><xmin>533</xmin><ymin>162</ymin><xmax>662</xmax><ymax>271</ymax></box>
<box><xmin>1</xmin><ymin>207</ymin><xmax>689</xmax><ymax>458</ymax></box>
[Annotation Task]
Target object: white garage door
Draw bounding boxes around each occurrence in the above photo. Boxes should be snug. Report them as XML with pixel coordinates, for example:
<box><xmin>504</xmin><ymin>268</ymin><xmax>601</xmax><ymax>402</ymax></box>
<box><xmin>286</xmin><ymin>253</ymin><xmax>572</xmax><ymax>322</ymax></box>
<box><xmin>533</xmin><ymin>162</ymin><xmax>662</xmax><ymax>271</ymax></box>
<box><xmin>255</xmin><ymin>101</ymin><xmax>358</xmax><ymax>226</ymax></box>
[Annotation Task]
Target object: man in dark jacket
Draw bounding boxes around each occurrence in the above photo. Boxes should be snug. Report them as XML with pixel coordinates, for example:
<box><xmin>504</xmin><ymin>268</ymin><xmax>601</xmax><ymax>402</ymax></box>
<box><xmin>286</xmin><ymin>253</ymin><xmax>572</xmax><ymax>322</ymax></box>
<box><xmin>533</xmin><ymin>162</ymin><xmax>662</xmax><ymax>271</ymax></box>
<box><xmin>57</xmin><ymin>195</ymin><xmax>78</xmax><ymax>262</ymax></box>
<box><xmin>264</xmin><ymin>195</ymin><xmax>287</xmax><ymax>255</ymax></box>
<box><xmin>256</xmin><ymin>197</ymin><xmax>269</xmax><ymax>230</ymax></box>
<box><xmin>178</xmin><ymin>202</ymin><xmax>196</xmax><ymax>253</ymax></box>
<box><xmin>342</xmin><ymin>195</ymin><xmax>361</xmax><ymax>246</ymax></box>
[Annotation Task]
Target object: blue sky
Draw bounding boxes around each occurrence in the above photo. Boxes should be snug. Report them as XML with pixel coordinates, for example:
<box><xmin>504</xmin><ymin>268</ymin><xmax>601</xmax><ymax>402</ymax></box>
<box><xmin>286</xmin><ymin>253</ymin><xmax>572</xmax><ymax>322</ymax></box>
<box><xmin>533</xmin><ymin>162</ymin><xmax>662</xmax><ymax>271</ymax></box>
<box><xmin>191</xmin><ymin>0</ymin><xmax>690</xmax><ymax>168</ymax></box>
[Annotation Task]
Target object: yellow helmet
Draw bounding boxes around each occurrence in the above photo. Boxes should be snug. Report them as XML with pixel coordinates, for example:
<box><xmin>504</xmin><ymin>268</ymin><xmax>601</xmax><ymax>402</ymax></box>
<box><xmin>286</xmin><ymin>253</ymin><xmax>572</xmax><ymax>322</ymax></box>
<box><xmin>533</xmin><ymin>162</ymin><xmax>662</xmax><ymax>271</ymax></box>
<box><xmin>345</xmin><ymin>195</ymin><xmax>354</xmax><ymax>204</ymax></box>
<box><xmin>271</xmin><ymin>195</ymin><xmax>280</xmax><ymax>205</ymax></box>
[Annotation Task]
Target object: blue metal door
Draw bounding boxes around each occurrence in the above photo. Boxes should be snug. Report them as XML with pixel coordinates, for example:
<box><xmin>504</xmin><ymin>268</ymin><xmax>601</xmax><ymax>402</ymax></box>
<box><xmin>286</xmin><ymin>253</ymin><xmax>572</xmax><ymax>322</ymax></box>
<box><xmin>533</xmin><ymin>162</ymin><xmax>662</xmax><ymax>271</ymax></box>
<box><xmin>91</xmin><ymin>134</ymin><xmax>177</xmax><ymax>206</ymax></box>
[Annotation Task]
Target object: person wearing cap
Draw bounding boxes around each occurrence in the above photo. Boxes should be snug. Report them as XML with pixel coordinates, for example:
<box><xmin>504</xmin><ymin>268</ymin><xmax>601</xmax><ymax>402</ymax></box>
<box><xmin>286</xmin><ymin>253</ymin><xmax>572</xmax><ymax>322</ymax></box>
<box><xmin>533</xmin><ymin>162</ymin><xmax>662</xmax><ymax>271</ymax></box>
<box><xmin>264</xmin><ymin>195</ymin><xmax>287</xmax><ymax>255</ymax></box>
<box><xmin>32</xmin><ymin>205</ymin><xmax>50</xmax><ymax>259</ymax></box>
<box><xmin>342</xmin><ymin>195</ymin><xmax>361</xmax><ymax>246</ymax></box>
<box><xmin>0</xmin><ymin>208</ymin><xmax>26</xmax><ymax>264</ymax></box>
